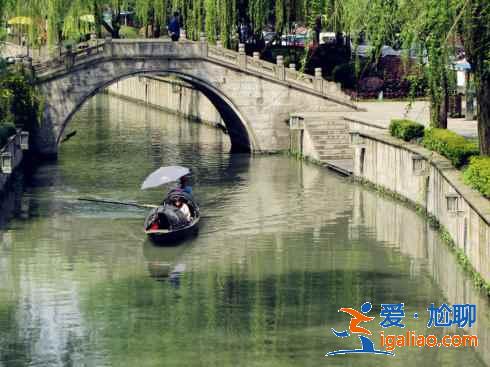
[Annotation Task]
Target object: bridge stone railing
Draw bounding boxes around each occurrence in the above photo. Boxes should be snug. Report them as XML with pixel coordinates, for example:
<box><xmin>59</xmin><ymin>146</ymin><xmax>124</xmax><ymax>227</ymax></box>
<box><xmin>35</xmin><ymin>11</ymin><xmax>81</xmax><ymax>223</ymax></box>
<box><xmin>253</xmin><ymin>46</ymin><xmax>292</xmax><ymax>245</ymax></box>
<box><xmin>31</xmin><ymin>37</ymin><xmax>351</xmax><ymax>104</ymax></box>
<box><xmin>206</xmin><ymin>39</ymin><xmax>349</xmax><ymax>103</ymax></box>
<box><xmin>32</xmin><ymin>40</ymin><xmax>106</xmax><ymax>76</ymax></box>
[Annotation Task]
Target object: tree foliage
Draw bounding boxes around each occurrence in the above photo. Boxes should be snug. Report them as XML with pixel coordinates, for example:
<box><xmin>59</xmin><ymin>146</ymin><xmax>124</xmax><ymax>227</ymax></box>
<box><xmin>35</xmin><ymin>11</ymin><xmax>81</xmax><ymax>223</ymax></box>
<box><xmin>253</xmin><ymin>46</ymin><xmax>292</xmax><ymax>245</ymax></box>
<box><xmin>461</xmin><ymin>0</ymin><xmax>490</xmax><ymax>154</ymax></box>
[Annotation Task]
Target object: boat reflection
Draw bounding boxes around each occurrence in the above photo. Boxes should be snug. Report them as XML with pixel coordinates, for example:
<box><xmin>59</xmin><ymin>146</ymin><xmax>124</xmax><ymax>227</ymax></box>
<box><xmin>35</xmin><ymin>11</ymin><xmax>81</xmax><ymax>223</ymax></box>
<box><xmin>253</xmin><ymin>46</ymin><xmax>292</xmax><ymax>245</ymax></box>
<box><xmin>142</xmin><ymin>240</ymin><xmax>193</xmax><ymax>285</ymax></box>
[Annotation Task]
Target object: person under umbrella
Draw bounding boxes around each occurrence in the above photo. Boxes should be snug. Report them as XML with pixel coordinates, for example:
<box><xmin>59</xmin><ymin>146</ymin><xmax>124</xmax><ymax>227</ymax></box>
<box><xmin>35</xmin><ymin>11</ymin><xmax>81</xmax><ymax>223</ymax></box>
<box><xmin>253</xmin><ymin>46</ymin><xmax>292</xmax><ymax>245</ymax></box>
<box><xmin>179</xmin><ymin>176</ymin><xmax>192</xmax><ymax>195</ymax></box>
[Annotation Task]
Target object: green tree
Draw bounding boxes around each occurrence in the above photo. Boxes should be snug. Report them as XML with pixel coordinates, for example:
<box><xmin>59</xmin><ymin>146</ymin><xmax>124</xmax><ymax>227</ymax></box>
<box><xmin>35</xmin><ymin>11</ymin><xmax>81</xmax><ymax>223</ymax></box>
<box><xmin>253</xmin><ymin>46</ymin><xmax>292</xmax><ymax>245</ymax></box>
<box><xmin>204</xmin><ymin>0</ymin><xmax>217</xmax><ymax>42</ymax></box>
<box><xmin>248</xmin><ymin>0</ymin><xmax>267</xmax><ymax>38</ymax></box>
<box><xmin>3</xmin><ymin>0</ymin><xmax>490</xmax><ymax>154</ymax></box>
<box><xmin>399</xmin><ymin>0</ymin><xmax>456</xmax><ymax>128</ymax></box>
<box><xmin>275</xmin><ymin>0</ymin><xmax>284</xmax><ymax>34</ymax></box>
<box><xmin>461</xmin><ymin>0</ymin><xmax>490</xmax><ymax>155</ymax></box>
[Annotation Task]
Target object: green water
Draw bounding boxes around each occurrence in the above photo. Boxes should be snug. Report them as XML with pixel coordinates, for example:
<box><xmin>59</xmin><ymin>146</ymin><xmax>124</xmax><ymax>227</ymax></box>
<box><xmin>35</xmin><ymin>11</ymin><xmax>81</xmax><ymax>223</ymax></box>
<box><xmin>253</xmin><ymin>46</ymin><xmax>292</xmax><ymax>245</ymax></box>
<box><xmin>0</xmin><ymin>94</ymin><xmax>488</xmax><ymax>367</ymax></box>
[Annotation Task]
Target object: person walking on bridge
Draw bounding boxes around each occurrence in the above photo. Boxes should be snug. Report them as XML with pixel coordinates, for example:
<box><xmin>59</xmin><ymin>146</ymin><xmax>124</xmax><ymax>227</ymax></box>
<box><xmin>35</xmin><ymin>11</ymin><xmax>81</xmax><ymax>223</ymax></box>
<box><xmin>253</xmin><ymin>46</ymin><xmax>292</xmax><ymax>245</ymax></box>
<box><xmin>168</xmin><ymin>12</ymin><xmax>181</xmax><ymax>42</ymax></box>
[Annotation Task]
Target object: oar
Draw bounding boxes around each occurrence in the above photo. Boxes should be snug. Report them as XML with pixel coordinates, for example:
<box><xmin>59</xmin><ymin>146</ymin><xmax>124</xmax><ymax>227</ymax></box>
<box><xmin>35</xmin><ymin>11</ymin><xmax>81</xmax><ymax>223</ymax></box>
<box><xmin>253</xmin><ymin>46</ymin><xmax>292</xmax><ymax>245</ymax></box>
<box><xmin>78</xmin><ymin>197</ymin><xmax>158</xmax><ymax>209</ymax></box>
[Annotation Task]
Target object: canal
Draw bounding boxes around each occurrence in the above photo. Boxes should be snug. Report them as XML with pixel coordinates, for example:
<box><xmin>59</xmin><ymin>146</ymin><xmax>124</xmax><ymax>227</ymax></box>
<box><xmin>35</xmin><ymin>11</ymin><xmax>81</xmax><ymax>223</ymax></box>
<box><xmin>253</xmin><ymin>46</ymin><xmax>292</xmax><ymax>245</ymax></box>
<box><xmin>0</xmin><ymin>93</ymin><xmax>488</xmax><ymax>366</ymax></box>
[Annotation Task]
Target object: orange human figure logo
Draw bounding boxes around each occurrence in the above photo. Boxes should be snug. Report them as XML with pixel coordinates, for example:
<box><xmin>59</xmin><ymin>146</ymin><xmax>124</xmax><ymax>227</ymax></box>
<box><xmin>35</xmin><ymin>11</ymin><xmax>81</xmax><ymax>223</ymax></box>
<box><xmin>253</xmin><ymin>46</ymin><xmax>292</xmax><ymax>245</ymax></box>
<box><xmin>327</xmin><ymin>302</ymin><xmax>394</xmax><ymax>356</ymax></box>
<box><xmin>338</xmin><ymin>307</ymin><xmax>374</xmax><ymax>335</ymax></box>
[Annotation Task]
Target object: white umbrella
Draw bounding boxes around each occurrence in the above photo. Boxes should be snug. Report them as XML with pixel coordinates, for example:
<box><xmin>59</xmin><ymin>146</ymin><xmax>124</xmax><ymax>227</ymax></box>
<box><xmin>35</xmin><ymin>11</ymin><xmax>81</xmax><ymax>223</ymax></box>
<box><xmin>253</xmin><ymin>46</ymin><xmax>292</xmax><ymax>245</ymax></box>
<box><xmin>80</xmin><ymin>14</ymin><xmax>95</xmax><ymax>23</ymax></box>
<box><xmin>7</xmin><ymin>16</ymin><xmax>32</xmax><ymax>26</ymax></box>
<box><xmin>141</xmin><ymin>166</ymin><xmax>190</xmax><ymax>190</ymax></box>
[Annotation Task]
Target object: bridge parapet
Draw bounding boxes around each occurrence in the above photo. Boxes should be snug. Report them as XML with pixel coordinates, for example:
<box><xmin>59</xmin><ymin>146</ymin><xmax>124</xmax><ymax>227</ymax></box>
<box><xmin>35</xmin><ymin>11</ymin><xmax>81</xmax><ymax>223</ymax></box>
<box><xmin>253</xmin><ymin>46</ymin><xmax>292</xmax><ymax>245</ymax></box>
<box><xmin>33</xmin><ymin>39</ymin><xmax>205</xmax><ymax>78</ymax></box>
<box><xmin>33</xmin><ymin>40</ymin><xmax>106</xmax><ymax>76</ymax></box>
<box><xmin>207</xmin><ymin>43</ymin><xmax>349</xmax><ymax>103</ymax></box>
<box><xmin>108</xmin><ymin>38</ymin><xmax>203</xmax><ymax>58</ymax></box>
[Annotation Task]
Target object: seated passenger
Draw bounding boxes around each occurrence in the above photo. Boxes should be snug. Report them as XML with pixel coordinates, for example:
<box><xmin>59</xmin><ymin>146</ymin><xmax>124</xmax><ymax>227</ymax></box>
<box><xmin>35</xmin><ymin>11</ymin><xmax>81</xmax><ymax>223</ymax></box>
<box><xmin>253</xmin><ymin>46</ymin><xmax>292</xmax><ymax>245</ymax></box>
<box><xmin>150</xmin><ymin>221</ymin><xmax>159</xmax><ymax>230</ymax></box>
<box><xmin>174</xmin><ymin>198</ymin><xmax>191</xmax><ymax>222</ymax></box>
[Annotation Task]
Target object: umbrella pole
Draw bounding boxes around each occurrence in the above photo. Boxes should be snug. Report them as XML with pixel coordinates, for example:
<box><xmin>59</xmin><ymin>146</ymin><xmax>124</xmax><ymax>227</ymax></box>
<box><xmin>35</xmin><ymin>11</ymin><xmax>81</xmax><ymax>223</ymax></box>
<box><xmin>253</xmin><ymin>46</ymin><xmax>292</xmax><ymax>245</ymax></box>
<box><xmin>78</xmin><ymin>197</ymin><xmax>158</xmax><ymax>209</ymax></box>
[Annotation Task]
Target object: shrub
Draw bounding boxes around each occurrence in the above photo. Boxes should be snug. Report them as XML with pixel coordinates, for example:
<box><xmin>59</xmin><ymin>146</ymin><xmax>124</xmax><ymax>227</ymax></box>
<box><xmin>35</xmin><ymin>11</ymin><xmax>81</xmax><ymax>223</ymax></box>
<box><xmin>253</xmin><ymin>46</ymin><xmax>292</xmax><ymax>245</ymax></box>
<box><xmin>120</xmin><ymin>26</ymin><xmax>139</xmax><ymax>39</ymax></box>
<box><xmin>405</xmin><ymin>72</ymin><xmax>428</xmax><ymax>98</ymax></box>
<box><xmin>359</xmin><ymin>76</ymin><xmax>384</xmax><ymax>93</ymax></box>
<box><xmin>382</xmin><ymin>78</ymin><xmax>411</xmax><ymax>98</ymax></box>
<box><xmin>422</xmin><ymin>128</ymin><xmax>479</xmax><ymax>168</ymax></box>
<box><xmin>303</xmin><ymin>43</ymin><xmax>350</xmax><ymax>76</ymax></box>
<box><xmin>0</xmin><ymin>72</ymin><xmax>41</xmax><ymax>133</ymax></box>
<box><xmin>389</xmin><ymin>119</ymin><xmax>425</xmax><ymax>141</ymax></box>
<box><xmin>332</xmin><ymin>62</ymin><xmax>356</xmax><ymax>90</ymax></box>
<box><xmin>464</xmin><ymin>157</ymin><xmax>490</xmax><ymax>198</ymax></box>
<box><xmin>0</xmin><ymin>122</ymin><xmax>16</xmax><ymax>147</ymax></box>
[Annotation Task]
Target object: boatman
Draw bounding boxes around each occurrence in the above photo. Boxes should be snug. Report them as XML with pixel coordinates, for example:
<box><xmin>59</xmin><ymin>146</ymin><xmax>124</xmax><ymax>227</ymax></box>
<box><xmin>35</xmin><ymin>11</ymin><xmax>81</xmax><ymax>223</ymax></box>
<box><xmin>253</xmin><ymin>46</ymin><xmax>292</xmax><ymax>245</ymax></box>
<box><xmin>179</xmin><ymin>176</ymin><xmax>192</xmax><ymax>195</ymax></box>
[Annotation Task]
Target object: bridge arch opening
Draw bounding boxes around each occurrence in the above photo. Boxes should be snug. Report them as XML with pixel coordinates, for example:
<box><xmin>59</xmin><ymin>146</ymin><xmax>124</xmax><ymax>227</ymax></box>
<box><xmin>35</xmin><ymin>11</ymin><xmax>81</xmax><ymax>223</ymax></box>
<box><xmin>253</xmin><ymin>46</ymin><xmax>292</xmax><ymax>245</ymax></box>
<box><xmin>57</xmin><ymin>70</ymin><xmax>257</xmax><ymax>154</ymax></box>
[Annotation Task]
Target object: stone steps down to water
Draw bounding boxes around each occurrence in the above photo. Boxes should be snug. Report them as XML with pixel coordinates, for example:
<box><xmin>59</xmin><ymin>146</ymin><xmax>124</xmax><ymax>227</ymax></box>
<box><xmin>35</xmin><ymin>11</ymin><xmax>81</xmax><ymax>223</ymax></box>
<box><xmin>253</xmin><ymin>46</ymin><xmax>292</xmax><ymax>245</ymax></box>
<box><xmin>304</xmin><ymin>118</ymin><xmax>353</xmax><ymax>161</ymax></box>
<box><xmin>317</xmin><ymin>149</ymin><xmax>353</xmax><ymax>157</ymax></box>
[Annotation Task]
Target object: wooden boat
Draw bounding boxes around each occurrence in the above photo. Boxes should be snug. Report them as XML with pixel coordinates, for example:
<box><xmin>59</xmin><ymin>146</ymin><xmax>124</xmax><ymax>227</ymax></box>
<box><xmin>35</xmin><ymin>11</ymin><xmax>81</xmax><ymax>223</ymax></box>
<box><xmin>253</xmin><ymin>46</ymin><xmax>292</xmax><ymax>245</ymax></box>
<box><xmin>144</xmin><ymin>190</ymin><xmax>200</xmax><ymax>244</ymax></box>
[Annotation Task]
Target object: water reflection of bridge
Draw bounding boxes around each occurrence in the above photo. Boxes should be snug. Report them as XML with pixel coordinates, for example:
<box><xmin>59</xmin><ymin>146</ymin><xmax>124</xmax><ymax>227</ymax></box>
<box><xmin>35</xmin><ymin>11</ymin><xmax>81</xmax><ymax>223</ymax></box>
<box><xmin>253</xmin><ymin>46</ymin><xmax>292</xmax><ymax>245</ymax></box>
<box><xmin>0</xmin><ymin>99</ymin><xmax>487</xmax><ymax>366</ymax></box>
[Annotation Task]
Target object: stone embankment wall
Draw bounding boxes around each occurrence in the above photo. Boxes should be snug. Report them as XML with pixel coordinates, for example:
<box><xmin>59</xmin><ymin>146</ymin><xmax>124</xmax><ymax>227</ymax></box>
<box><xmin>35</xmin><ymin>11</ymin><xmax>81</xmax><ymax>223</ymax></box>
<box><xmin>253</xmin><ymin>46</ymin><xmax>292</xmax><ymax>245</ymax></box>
<box><xmin>106</xmin><ymin>76</ymin><xmax>224</xmax><ymax>128</ymax></box>
<box><xmin>290</xmin><ymin>112</ymin><xmax>489</xmax><ymax>286</ymax></box>
<box><xmin>0</xmin><ymin>131</ymin><xmax>26</xmax><ymax>194</ymax></box>
<box><xmin>350</xmin><ymin>127</ymin><xmax>490</xmax><ymax>285</ymax></box>
<box><xmin>354</xmin><ymin>186</ymin><xmax>489</xmax><ymax>365</ymax></box>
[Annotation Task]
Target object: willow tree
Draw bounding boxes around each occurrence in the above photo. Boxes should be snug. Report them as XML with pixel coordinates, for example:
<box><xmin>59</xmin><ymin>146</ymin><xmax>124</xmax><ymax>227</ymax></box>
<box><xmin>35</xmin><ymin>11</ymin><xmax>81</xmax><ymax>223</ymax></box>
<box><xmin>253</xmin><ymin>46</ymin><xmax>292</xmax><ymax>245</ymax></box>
<box><xmin>59</xmin><ymin>0</ymin><xmax>128</xmax><ymax>40</ymax></box>
<box><xmin>0</xmin><ymin>0</ymin><xmax>9</xmax><ymax>36</ymax></box>
<box><xmin>62</xmin><ymin>0</ymin><xmax>93</xmax><ymax>41</ymax></box>
<box><xmin>71</xmin><ymin>0</ymin><xmax>133</xmax><ymax>39</ymax></box>
<box><xmin>204</xmin><ymin>0</ymin><xmax>217</xmax><ymax>42</ymax></box>
<box><xmin>461</xmin><ymin>0</ymin><xmax>490</xmax><ymax>155</ymax></box>
<box><xmin>2</xmin><ymin>0</ymin><xmax>65</xmax><ymax>46</ymax></box>
<box><xmin>274</xmin><ymin>0</ymin><xmax>300</xmax><ymax>34</ymax></box>
<box><xmin>326</xmin><ymin>0</ymin><xmax>452</xmax><ymax>128</ymax></box>
<box><xmin>218</xmin><ymin>0</ymin><xmax>229</xmax><ymax>45</ymax></box>
<box><xmin>323</xmin><ymin>0</ymin><xmax>342</xmax><ymax>32</ymax></box>
<box><xmin>153</xmin><ymin>0</ymin><xmax>170</xmax><ymax>37</ymax></box>
<box><xmin>134</xmin><ymin>0</ymin><xmax>152</xmax><ymax>37</ymax></box>
<box><xmin>218</xmin><ymin>0</ymin><xmax>234</xmax><ymax>47</ymax></box>
<box><xmin>399</xmin><ymin>0</ymin><xmax>456</xmax><ymax>128</ymax></box>
<box><xmin>5</xmin><ymin>0</ymin><xmax>130</xmax><ymax>42</ymax></box>
<box><xmin>181</xmin><ymin>0</ymin><xmax>236</xmax><ymax>46</ymax></box>
<box><xmin>192</xmin><ymin>0</ymin><xmax>204</xmax><ymax>41</ymax></box>
<box><xmin>284</xmin><ymin>0</ymin><xmax>490</xmax><ymax>153</ymax></box>
<box><xmin>330</xmin><ymin>0</ymin><xmax>379</xmax><ymax>80</ymax></box>
<box><xmin>306</xmin><ymin>0</ymin><xmax>322</xmax><ymax>28</ymax></box>
<box><xmin>275</xmin><ymin>0</ymin><xmax>284</xmax><ymax>34</ymax></box>
<box><xmin>248</xmin><ymin>0</ymin><xmax>268</xmax><ymax>38</ymax></box>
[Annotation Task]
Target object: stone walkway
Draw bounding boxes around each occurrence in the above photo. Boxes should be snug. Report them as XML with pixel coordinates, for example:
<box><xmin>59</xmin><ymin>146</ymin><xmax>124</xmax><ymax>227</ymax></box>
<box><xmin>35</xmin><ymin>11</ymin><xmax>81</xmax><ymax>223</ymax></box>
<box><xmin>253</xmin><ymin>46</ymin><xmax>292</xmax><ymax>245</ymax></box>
<box><xmin>350</xmin><ymin>100</ymin><xmax>478</xmax><ymax>139</ymax></box>
<box><xmin>302</xmin><ymin>100</ymin><xmax>479</xmax><ymax>176</ymax></box>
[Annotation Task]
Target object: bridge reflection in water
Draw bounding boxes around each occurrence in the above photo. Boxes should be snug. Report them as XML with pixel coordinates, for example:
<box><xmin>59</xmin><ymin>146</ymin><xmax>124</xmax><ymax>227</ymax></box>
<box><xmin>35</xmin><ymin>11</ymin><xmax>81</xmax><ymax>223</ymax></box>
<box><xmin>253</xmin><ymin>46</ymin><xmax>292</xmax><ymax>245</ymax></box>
<box><xmin>0</xmin><ymin>94</ymin><xmax>487</xmax><ymax>367</ymax></box>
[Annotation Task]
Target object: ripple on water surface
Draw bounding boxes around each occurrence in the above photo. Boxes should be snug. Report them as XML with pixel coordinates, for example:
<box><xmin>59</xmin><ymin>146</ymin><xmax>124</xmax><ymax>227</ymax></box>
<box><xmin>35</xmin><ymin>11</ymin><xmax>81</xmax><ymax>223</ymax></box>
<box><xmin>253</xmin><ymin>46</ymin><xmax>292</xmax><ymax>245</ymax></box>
<box><xmin>0</xmin><ymin>94</ymin><xmax>488</xmax><ymax>367</ymax></box>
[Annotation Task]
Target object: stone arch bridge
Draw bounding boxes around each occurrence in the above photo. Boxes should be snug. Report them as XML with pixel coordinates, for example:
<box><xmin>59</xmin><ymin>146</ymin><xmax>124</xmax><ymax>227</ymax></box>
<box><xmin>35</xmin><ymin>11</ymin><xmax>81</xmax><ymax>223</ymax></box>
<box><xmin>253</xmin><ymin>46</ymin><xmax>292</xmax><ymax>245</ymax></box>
<box><xmin>32</xmin><ymin>38</ymin><xmax>358</xmax><ymax>156</ymax></box>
